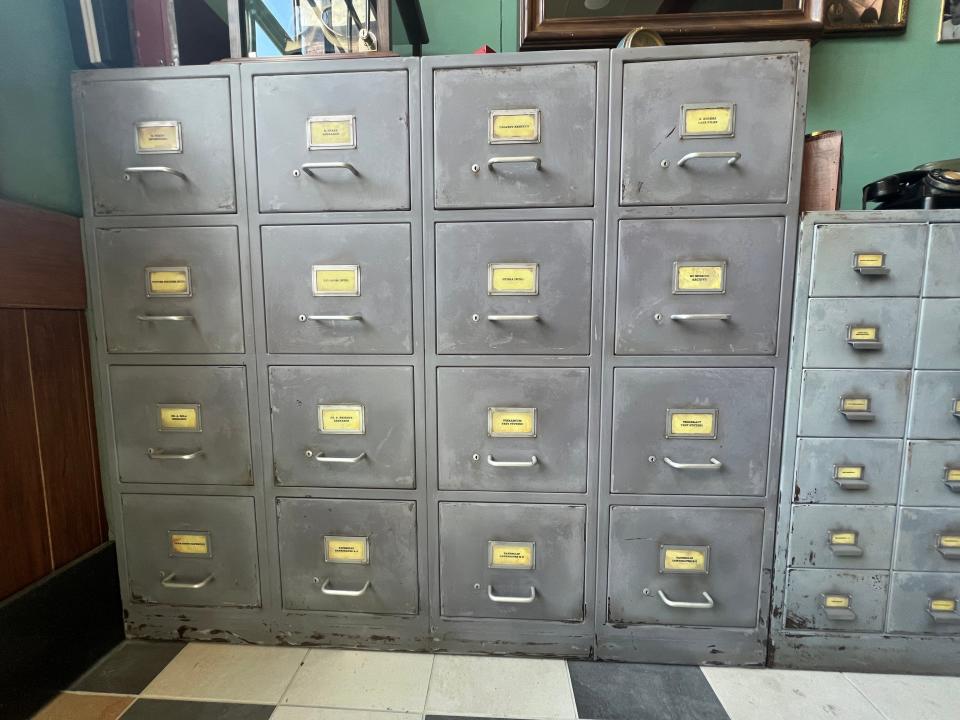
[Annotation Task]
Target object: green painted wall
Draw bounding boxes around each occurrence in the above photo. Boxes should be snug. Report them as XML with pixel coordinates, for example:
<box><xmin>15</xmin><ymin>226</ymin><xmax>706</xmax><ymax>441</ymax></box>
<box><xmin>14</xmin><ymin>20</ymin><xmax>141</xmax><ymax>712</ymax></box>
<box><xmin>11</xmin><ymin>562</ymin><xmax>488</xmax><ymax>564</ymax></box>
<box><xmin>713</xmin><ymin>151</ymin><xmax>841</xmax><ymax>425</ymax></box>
<box><xmin>1</xmin><ymin>1</ymin><xmax>955</xmax><ymax>215</ymax></box>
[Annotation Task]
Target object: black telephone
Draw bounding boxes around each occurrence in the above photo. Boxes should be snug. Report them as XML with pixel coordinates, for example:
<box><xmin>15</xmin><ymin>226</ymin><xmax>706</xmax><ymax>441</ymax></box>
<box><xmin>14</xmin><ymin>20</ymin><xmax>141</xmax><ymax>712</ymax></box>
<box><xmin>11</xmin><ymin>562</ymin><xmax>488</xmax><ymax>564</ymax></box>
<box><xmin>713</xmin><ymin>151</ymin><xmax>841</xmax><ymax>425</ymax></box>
<box><xmin>863</xmin><ymin>159</ymin><xmax>960</xmax><ymax>210</ymax></box>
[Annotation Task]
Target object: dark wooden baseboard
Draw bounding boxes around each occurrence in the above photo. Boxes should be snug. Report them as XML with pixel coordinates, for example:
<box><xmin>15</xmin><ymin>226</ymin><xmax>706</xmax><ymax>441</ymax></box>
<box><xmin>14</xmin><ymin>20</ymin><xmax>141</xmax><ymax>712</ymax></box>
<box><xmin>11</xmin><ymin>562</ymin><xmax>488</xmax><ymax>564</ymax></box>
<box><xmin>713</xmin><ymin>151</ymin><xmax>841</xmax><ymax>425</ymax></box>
<box><xmin>0</xmin><ymin>542</ymin><xmax>124</xmax><ymax>719</ymax></box>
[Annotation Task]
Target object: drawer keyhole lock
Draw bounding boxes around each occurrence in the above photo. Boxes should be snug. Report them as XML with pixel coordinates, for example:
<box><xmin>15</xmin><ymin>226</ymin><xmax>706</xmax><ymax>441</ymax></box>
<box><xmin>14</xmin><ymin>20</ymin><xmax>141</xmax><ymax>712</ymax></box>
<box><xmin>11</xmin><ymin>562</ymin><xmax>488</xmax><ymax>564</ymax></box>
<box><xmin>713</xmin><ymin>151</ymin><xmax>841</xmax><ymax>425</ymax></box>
<box><xmin>654</xmin><ymin>313</ymin><xmax>663</xmax><ymax>323</ymax></box>
<box><xmin>292</xmin><ymin>169</ymin><xmax>301</xmax><ymax>177</ymax></box>
<box><xmin>313</xmin><ymin>577</ymin><xmax>320</xmax><ymax>584</ymax></box>
<box><xmin>643</xmin><ymin>588</ymin><xmax>652</xmax><ymax>596</ymax></box>
<box><xmin>471</xmin><ymin>314</ymin><xmax>480</xmax><ymax>322</ymax></box>
<box><xmin>298</xmin><ymin>314</ymin><xmax>307</xmax><ymax>322</ymax></box>
<box><xmin>304</xmin><ymin>450</ymin><xmax>314</xmax><ymax>458</ymax></box>
<box><xmin>471</xmin><ymin>164</ymin><xmax>480</xmax><ymax>174</ymax></box>
<box><xmin>474</xmin><ymin>583</ymin><xmax>482</xmax><ymax>591</ymax></box>
<box><xmin>472</xmin><ymin>453</ymin><xmax>481</xmax><ymax>463</ymax></box>
<box><xmin>660</xmin><ymin>160</ymin><xmax>670</xmax><ymax>168</ymax></box>
<box><xmin>648</xmin><ymin>456</ymin><xmax>657</xmax><ymax>463</ymax></box>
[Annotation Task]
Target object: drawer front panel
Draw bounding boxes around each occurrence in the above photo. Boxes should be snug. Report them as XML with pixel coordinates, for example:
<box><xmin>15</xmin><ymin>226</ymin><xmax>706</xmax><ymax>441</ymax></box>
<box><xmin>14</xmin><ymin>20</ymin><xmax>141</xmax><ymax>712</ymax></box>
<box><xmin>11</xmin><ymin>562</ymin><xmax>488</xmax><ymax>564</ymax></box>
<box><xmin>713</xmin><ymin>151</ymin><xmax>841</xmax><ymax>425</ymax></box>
<box><xmin>110</xmin><ymin>366</ymin><xmax>252</xmax><ymax>486</ymax></box>
<box><xmin>887</xmin><ymin>572</ymin><xmax>960</xmax><ymax>635</ymax></box>
<box><xmin>794</xmin><ymin>438</ymin><xmax>902</xmax><ymax>505</ymax></box>
<box><xmin>916</xmin><ymin>300</ymin><xmax>960</xmax><ymax>370</ymax></box>
<box><xmin>262</xmin><ymin>224</ymin><xmax>413</xmax><ymax>355</ymax></box>
<box><xmin>908</xmin><ymin>371</ymin><xmax>960</xmax><ymax>440</ymax></box>
<box><xmin>620</xmin><ymin>54</ymin><xmax>797</xmax><ymax>206</ymax></box>
<box><xmin>432</xmin><ymin>63</ymin><xmax>598</xmax><ymax>209</ymax></box>
<box><xmin>277</xmin><ymin>498</ymin><xmax>418</xmax><ymax>614</ymax></box>
<box><xmin>122</xmin><ymin>494</ymin><xmax>260</xmax><ymax>607</ymax></box>
<box><xmin>438</xmin><ymin>502</ymin><xmax>586</xmax><ymax>622</ymax></box>
<box><xmin>923</xmin><ymin>224</ymin><xmax>960</xmax><ymax>297</ymax></box>
<box><xmin>901</xmin><ymin>441</ymin><xmax>960</xmax><ymax>507</ymax></box>
<box><xmin>611</xmin><ymin>368</ymin><xmax>773</xmax><ymax>496</ymax></box>
<box><xmin>269</xmin><ymin>366</ymin><xmax>415</xmax><ymax>489</ymax></box>
<box><xmin>607</xmin><ymin>506</ymin><xmax>764</xmax><ymax>628</ymax></box>
<box><xmin>615</xmin><ymin>217</ymin><xmax>785</xmax><ymax>355</ymax></box>
<box><xmin>894</xmin><ymin>508</ymin><xmax>960</xmax><ymax>572</ymax></box>
<box><xmin>810</xmin><ymin>223</ymin><xmax>927</xmax><ymax>298</ymax></box>
<box><xmin>788</xmin><ymin>505</ymin><xmax>896</xmax><ymax>570</ymax></box>
<box><xmin>97</xmin><ymin>227</ymin><xmax>244</xmax><ymax>354</ymax></box>
<box><xmin>803</xmin><ymin>298</ymin><xmax>919</xmax><ymax>370</ymax></box>
<box><xmin>436</xmin><ymin>367</ymin><xmax>589</xmax><ymax>493</ymax></box>
<box><xmin>435</xmin><ymin>221</ymin><xmax>593</xmax><ymax>355</ymax></box>
<box><xmin>797</xmin><ymin>369</ymin><xmax>910</xmax><ymax>438</ymax></box>
<box><xmin>80</xmin><ymin>77</ymin><xmax>236</xmax><ymax>216</ymax></box>
<box><xmin>784</xmin><ymin>569</ymin><xmax>889</xmax><ymax>633</ymax></box>
<box><xmin>254</xmin><ymin>71</ymin><xmax>410</xmax><ymax>213</ymax></box>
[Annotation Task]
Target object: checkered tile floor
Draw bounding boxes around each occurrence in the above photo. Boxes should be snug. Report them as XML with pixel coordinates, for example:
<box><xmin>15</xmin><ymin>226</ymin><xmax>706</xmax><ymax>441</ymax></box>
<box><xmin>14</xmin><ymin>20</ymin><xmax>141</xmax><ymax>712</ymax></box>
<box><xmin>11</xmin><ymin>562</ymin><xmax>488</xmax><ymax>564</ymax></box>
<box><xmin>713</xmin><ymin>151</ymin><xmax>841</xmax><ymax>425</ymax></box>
<box><xmin>33</xmin><ymin>641</ymin><xmax>960</xmax><ymax>719</ymax></box>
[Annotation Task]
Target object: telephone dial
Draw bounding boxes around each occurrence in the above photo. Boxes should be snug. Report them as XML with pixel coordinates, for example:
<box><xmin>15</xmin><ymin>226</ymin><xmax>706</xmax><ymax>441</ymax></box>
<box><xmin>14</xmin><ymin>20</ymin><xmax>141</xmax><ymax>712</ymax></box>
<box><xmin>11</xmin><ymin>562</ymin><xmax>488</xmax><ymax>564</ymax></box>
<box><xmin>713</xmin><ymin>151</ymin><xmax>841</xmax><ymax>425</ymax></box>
<box><xmin>863</xmin><ymin>159</ymin><xmax>960</xmax><ymax>210</ymax></box>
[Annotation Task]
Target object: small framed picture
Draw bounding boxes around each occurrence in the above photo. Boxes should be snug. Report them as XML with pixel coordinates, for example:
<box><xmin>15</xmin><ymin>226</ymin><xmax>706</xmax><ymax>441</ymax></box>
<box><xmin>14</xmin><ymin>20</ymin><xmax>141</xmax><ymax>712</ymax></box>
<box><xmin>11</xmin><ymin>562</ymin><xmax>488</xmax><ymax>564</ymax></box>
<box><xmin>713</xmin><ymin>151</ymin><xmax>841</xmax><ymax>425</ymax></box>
<box><xmin>824</xmin><ymin>0</ymin><xmax>909</xmax><ymax>35</ymax></box>
<box><xmin>940</xmin><ymin>0</ymin><xmax>960</xmax><ymax>42</ymax></box>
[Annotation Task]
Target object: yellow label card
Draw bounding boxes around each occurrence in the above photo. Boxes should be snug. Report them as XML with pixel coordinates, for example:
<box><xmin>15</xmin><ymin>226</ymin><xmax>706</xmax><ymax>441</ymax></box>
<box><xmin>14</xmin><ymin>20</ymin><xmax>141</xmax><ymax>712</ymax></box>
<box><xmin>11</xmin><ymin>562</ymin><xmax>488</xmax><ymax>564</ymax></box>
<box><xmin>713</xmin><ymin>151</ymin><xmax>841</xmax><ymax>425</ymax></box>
<box><xmin>488</xmin><ymin>263</ymin><xmax>539</xmax><ymax>295</ymax></box>
<box><xmin>834</xmin><ymin>465</ymin><xmax>864</xmax><ymax>480</ymax></box>
<box><xmin>946</xmin><ymin>467</ymin><xmax>960</xmax><ymax>482</ymax></box>
<box><xmin>667</xmin><ymin>410</ymin><xmax>717</xmax><ymax>438</ymax></box>
<box><xmin>823</xmin><ymin>594</ymin><xmax>851</xmax><ymax>609</ymax></box>
<box><xmin>488</xmin><ymin>541</ymin><xmax>535</xmax><ymax>570</ymax></box>
<box><xmin>489</xmin><ymin>109</ymin><xmax>540</xmax><ymax>143</ymax></box>
<box><xmin>146</xmin><ymin>267</ymin><xmax>191</xmax><ymax>296</ymax></box>
<box><xmin>830</xmin><ymin>531</ymin><xmax>858</xmax><ymax>546</ymax></box>
<box><xmin>312</xmin><ymin>265</ymin><xmax>360</xmax><ymax>296</ymax></box>
<box><xmin>841</xmin><ymin>397</ymin><xmax>871</xmax><ymax>413</ymax></box>
<box><xmin>488</xmin><ymin>407</ymin><xmax>537</xmax><ymax>437</ymax></box>
<box><xmin>930</xmin><ymin>598</ymin><xmax>957</xmax><ymax>612</ymax></box>
<box><xmin>661</xmin><ymin>547</ymin><xmax>708</xmax><ymax>573</ymax></box>
<box><xmin>319</xmin><ymin>404</ymin><xmax>365</xmax><ymax>434</ymax></box>
<box><xmin>158</xmin><ymin>405</ymin><xmax>200</xmax><ymax>432</ymax></box>
<box><xmin>169</xmin><ymin>532</ymin><xmax>210</xmax><ymax>556</ymax></box>
<box><xmin>938</xmin><ymin>535</ymin><xmax>960</xmax><ymax>548</ymax></box>
<box><xmin>848</xmin><ymin>326</ymin><xmax>879</xmax><ymax>342</ymax></box>
<box><xmin>324</xmin><ymin>536</ymin><xmax>369</xmax><ymax>564</ymax></box>
<box><xmin>307</xmin><ymin>115</ymin><xmax>356</xmax><ymax>149</ymax></box>
<box><xmin>682</xmin><ymin>105</ymin><xmax>734</xmax><ymax>136</ymax></box>
<box><xmin>135</xmin><ymin>121</ymin><xmax>182</xmax><ymax>153</ymax></box>
<box><xmin>854</xmin><ymin>252</ymin><xmax>885</xmax><ymax>268</ymax></box>
<box><xmin>954</xmin><ymin>399</ymin><xmax>960</xmax><ymax>415</ymax></box>
<box><xmin>675</xmin><ymin>262</ymin><xmax>726</xmax><ymax>293</ymax></box>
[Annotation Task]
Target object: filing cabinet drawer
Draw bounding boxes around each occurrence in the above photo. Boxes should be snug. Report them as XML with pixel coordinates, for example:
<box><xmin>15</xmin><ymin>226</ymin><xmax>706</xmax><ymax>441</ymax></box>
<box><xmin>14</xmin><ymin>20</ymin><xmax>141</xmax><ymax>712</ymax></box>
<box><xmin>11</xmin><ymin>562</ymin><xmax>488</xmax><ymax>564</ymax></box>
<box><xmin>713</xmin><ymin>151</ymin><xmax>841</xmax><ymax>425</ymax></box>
<box><xmin>79</xmin><ymin>77</ymin><xmax>236</xmax><ymax>216</ymax></box>
<box><xmin>916</xmin><ymin>300</ymin><xmax>960</xmax><ymax>369</ymax></box>
<box><xmin>110</xmin><ymin>366</ymin><xmax>252</xmax><ymax>485</ymax></box>
<box><xmin>794</xmin><ymin>438</ymin><xmax>902</xmax><ymax>505</ymax></box>
<box><xmin>607</xmin><ymin>506</ymin><xmax>763</xmax><ymax>628</ymax></box>
<box><xmin>122</xmin><ymin>494</ymin><xmax>260</xmax><ymax>607</ymax></box>
<box><xmin>269</xmin><ymin>366</ymin><xmax>414</xmax><ymax>489</ymax></box>
<box><xmin>611</xmin><ymin>368</ymin><xmax>773</xmax><ymax>496</ymax></box>
<box><xmin>809</xmin><ymin>223</ymin><xmax>927</xmax><ymax>297</ymax></box>
<box><xmin>262</xmin><ymin>224</ymin><xmax>412</xmax><ymax>355</ymax></box>
<box><xmin>619</xmin><ymin>54</ymin><xmax>797</xmax><ymax>206</ymax></box>
<box><xmin>439</xmin><ymin>502</ymin><xmax>586</xmax><ymax>621</ymax></box>
<box><xmin>432</xmin><ymin>62</ymin><xmax>598</xmax><ymax>209</ymax></box>
<box><xmin>788</xmin><ymin>505</ymin><xmax>895</xmax><ymax>570</ymax></box>
<box><xmin>908</xmin><ymin>371</ymin><xmax>960</xmax><ymax>439</ymax></box>
<box><xmin>901</xmin><ymin>441</ymin><xmax>960</xmax><ymax>507</ymax></box>
<box><xmin>97</xmin><ymin>227</ymin><xmax>244</xmax><ymax>354</ymax></box>
<box><xmin>434</xmin><ymin>221</ymin><xmax>593</xmax><ymax>355</ymax></box>
<box><xmin>783</xmin><ymin>569</ymin><xmax>888</xmax><ymax>633</ymax></box>
<box><xmin>614</xmin><ymin>218</ymin><xmax>785</xmax><ymax>356</ymax></box>
<box><xmin>887</xmin><ymin>572</ymin><xmax>960</xmax><ymax>635</ymax></box>
<box><xmin>797</xmin><ymin>369</ymin><xmax>910</xmax><ymax>438</ymax></box>
<box><xmin>803</xmin><ymin>298</ymin><xmax>919</xmax><ymax>369</ymax></box>
<box><xmin>253</xmin><ymin>70</ymin><xmax>410</xmax><ymax>212</ymax></box>
<box><xmin>436</xmin><ymin>367</ymin><xmax>589</xmax><ymax>493</ymax></box>
<box><xmin>894</xmin><ymin>508</ymin><xmax>960</xmax><ymax>572</ymax></box>
<box><xmin>923</xmin><ymin>224</ymin><xmax>960</xmax><ymax>297</ymax></box>
<box><xmin>277</xmin><ymin>498</ymin><xmax>418</xmax><ymax>615</ymax></box>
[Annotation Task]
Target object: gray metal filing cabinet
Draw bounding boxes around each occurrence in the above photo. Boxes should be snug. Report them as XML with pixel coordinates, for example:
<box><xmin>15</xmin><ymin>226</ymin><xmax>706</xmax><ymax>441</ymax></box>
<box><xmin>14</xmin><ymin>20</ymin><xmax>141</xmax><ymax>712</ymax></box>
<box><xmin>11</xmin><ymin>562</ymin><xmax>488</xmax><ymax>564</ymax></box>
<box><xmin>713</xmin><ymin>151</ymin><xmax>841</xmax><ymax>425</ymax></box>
<box><xmin>597</xmin><ymin>41</ymin><xmax>810</xmax><ymax>664</ymax></box>
<box><xmin>771</xmin><ymin>211</ymin><xmax>960</xmax><ymax>674</ymax></box>
<box><xmin>422</xmin><ymin>50</ymin><xmax>608</xmax><ymax>657</ymax></box>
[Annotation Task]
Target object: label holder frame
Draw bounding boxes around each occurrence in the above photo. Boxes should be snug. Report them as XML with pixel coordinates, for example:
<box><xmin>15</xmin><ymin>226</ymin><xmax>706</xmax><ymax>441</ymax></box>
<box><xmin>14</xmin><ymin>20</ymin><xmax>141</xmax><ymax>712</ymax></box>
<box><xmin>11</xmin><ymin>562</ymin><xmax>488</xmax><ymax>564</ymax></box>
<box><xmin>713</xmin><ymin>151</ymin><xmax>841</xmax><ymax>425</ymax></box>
<box><xmin>135</xmin><ymin>120</ymin><xmax>183</xmax><ymax>155</ymax></box>
<box><xmin>145</xmin><ymin>266</ymin><xmax>193</xmax><ymax>299</ymax></box>
<box><xmin>306</xmin><ymin>114</ymin><xmax>357</xmax><ymax>151</ymax></box>
<box><xmin>157</xmin><ymin>403</ymin><xmax>202</xmax><ymax>433</ymax></box>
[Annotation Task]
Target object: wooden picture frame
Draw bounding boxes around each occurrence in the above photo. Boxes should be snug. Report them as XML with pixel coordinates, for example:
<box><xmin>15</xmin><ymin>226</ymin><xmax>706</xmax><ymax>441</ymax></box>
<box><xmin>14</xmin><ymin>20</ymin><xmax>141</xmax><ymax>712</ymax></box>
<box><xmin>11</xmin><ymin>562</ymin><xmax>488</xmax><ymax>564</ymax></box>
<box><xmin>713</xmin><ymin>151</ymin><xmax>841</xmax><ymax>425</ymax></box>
<box><xmin>519</xmin><ymin>0</ymin><xmax>823</xmax><ymax>49</ymax></box>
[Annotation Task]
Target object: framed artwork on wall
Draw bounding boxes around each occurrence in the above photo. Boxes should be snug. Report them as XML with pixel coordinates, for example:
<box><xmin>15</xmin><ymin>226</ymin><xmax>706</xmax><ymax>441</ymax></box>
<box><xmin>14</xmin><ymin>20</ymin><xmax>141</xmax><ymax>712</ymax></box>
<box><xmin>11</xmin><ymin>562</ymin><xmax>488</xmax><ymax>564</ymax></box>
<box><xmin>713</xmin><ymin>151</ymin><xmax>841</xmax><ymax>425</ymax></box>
<box><xmin>940</xmin><ymin>0</ymin><xmax>960</xmax><ymax>41</ymax></box>
<box><xmin>822</xmin><ymin>0</ymin><xmax>909</xmax><ymax>35</ymax></box>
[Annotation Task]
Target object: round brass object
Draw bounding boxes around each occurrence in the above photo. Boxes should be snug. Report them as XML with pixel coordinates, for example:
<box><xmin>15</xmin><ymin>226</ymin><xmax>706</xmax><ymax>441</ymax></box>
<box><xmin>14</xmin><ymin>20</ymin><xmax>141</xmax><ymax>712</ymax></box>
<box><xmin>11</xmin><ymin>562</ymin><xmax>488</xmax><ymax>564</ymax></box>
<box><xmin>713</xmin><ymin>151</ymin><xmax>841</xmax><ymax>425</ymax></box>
<box><xmin>618</xmin><ymin>28</ymin><xmax>666</xmax><ymax>48</ymax></box>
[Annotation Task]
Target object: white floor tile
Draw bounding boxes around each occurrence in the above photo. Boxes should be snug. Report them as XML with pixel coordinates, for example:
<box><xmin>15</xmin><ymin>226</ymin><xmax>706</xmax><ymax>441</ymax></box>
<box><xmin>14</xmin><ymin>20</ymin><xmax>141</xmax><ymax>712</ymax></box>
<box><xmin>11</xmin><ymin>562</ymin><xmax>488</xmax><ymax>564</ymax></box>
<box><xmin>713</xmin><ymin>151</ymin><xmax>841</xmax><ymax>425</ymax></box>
<box><xmin>280</xmin><ymin>649</ymin><xmax>433</xmax><ymax>712</ymax></box>
<box><xmin>271</xmin><ymin>708</ymin><xmax>419</xmax><ymax>720</ymax></box>
<box><xmin>702</xmin><ymin>667</ymin><xmax>885</xmax><ymax>720</ymax></box>
<box><xmin>844</xmin><ymin>672</ymin><xmax>960</xmax><ymax>720</ymax></box>
<box><xmin>141</xmin><ymin>642</ymin><xmax>308</xmax><ymax>704</ymax></box>
<box><xmin>425</xmin><ymin>654</ymin><xmax>576</xmax><ymax>720</ymax></box>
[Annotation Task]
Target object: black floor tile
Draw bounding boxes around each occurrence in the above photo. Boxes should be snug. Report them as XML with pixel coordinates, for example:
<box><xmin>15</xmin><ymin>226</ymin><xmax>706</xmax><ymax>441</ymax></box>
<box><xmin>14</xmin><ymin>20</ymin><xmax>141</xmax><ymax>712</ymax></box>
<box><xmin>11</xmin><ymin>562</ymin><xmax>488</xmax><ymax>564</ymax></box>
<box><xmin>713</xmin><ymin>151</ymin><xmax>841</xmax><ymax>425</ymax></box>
<box><xmin>71</xmin><ymin>640</ymin><xmax>185</xmax><ymax>694</ymax></box>
<box><xmin>568</xmin><ymin>661</ymin><xmax>731</xmax><ymax>720</ymax></box>
<box><xmin>121</xmin><ymin>699</ymin><xmax>275</xmax><ymax>720</ymax></box>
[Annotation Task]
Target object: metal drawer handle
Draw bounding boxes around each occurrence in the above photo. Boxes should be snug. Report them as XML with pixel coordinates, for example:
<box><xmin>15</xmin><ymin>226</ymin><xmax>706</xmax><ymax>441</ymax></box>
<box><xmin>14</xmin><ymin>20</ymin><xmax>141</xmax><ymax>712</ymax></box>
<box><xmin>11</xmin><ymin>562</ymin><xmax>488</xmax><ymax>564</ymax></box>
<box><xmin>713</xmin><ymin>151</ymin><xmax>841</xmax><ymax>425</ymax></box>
<box><xmin>298</xmin><ymin>314</ymin><xmax>363</xmax><ymax>322</ymax></box>
<box><xmin>486</xmin><ymin>454</ymin><xmax>538</xmax><ymax>468</ymax></box>
<box><xmin>929</xmin><ymin>607</ymin><xmax>960</xmax><ymax>623</ymax></box>
<box><xmin>297</xmin><ymin>162</ymin><xmax>360</xmax><ymax>177</ymax></box>
<box><xmin>309</xmin><ymin>451</ymin><xmax>367</xmax><ymax>464</ymax></box>
<box><xmin>670</xmin><ymin>313</ymin><xmax>732</xmax><ymax>322</ymax></box>
<box><xmin>676</xmin><ymin>151</ymin><xmax>741</xmax><ymax>167</ymax></box>
<box><xmin>663</xmin><ymin>457</ymin><xmax>722</xmax><ymax>471</ymax></box>
<box><xmin>147</xmin><ymin>448</ymin><xmax>203</xmax><ymax>460</ymax></box>
<box><xmin>123</xmin><ymin>166</ymin><xmax>187</xmax><ymax>181</ymax></box>
<box><xmin>486</xmin><ymin>314</ymin><xmax>541</xmax><ymax>322</ymax></box>
<box><xmin>834</xmin><ymin>477</ymin><xmax>870</xmax><ymax>491</ymax></box>
<box><xmin>487</xmin><ymin>156</ymin><xmax>543</xmax><ymax>171</ymax></box>
<box><xmin>161</xmin><ymin>572</ymin><xmax>214</xmax><ymax>589</ymax></box>
<box><xmin>657</xmin><ymin>590</ymin><xmax>715</xmax><ymax>609</ymax></box>
<box><xmin>840</xmin><ymin>409</ymin><xmax>875</xmax><ymax>422</ymax></box>
<box><xmin>847</xmin><ymin>339</ymin><xmax>884</xmax><ymax>351</ymax></box>
<box><xmin>824</xmin><ymin>606</ymin><xmax>857</xmax><ymax>621</ymax></box>
<box><xmin>319</xmin><ymin>578</ymin><xmax>371</xmax><ymax>597</ymax></box>
<box><xmin>487</xmin><ymin>585</ymin><xmax>537</xmax><ymax>604</ymax></box>
<box><xmin>937</xmin><ymin>538</ymin><xmax>960</xmax><ymax>560</ymax></box>
<box><xmin>829</xmin><ymin>543</ymin><xmax>864</xmax><ymax>558</ymax></box>
<box><xmin>137</xmin><ymin>314</ymin><xmax>193</xmax><ymax>322</ymax></box>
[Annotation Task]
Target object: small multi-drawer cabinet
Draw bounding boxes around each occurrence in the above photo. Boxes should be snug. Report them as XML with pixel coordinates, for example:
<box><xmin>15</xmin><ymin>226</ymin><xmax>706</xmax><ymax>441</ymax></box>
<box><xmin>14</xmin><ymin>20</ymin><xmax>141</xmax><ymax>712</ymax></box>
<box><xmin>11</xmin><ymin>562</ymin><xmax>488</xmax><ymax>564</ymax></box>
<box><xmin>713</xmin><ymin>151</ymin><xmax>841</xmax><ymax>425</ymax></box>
<box><xmin>771</xmin><ymin>212</ymin><xmax>960</xmax><ymax>674</ymax></box>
